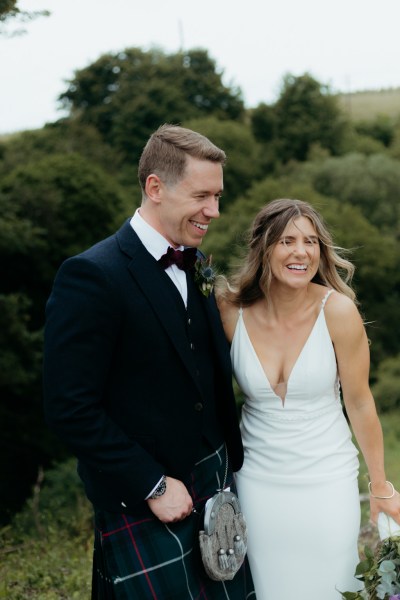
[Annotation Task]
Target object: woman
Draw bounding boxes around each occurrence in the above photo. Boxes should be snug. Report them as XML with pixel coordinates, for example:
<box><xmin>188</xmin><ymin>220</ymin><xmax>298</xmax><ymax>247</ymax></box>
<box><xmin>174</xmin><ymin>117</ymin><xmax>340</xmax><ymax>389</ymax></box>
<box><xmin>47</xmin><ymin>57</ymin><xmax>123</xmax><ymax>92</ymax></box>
<box><xmin>217</xmin><ymin>199</ymin><xmax>400</xmax><ymax>599</ymax></box>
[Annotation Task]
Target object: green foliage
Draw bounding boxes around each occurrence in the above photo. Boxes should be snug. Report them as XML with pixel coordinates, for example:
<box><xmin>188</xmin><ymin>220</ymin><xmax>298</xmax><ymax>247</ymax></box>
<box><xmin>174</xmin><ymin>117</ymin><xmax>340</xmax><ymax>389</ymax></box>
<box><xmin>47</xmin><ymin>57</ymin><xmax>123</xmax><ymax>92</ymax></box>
<box><xmin>0</xmin><ymin>293</ymin><xmax>41</xmax><ymax>391</ymax></box>
<box><xmin>59</xmin><ymin>47</ymin><xmax>245</xmax><ymax>163</ymax></box>
<box><xmin>341</xmin><ymin>537</ymin><xmax>400</xmax><ymax>599</ymax></box>
<box><xmin>0</xmin><ymin>0</ymin><xmax>17</xmax><ymax>19</ymax></box>
<box><xmin>0</xmin><ymin>122</ymin><xmax>121</xmax><ymax>179</ymax></box>
<box><xmin>0</xmin><ymin>459</ymin><xmax>92</xmax><ymax>599</ymax></box>
<box><xmin>272</xmin><ymin>73</ymin><xmax>348</xmax><ymax>162</ymax></box>
<box><xmin>312</xmin><ymin>153</ymin><xmax>400</xmax><ymax>234</ymax></box>
<box><xmin>0</xmin><ymin>0</ymin><xmax>49</xmax><ymax>36</ymax></box>
<box><xmin>0</xmin><ymin>152</ymin><xmax>129</xmax><ymax>300</ymax></box>
<box><xmin>355</xmin><ymin>115</ymin><xmax>395</xmax><ymax>148</ymax></box>
<box><xmin>372</xmin><ymin>355</ymin><xmax>400</xmax><ymax>412</ymax></box>
<box><xmin>342</xmin><ymin>129</ymin><xmax>387</xmax><ymax>156</ymax></box>
<box><xmin>0</xmin><ymin>152</ymin><xmax>130</xmax><ymax>522</ymax></box>
<box><xmin>389</xmin><ymin>123</ymin><xmax>400</xmax><ymax>160</ymax></box>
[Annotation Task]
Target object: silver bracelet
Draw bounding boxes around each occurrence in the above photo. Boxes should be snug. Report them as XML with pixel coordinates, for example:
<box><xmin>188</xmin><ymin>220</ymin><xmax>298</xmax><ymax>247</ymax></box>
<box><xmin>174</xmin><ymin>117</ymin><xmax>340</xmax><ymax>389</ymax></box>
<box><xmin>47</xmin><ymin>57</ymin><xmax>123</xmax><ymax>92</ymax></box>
<box><xmin>368</xmin><ymin>480</ymin><xmax>395</xmax><ymax>499</ymax></box>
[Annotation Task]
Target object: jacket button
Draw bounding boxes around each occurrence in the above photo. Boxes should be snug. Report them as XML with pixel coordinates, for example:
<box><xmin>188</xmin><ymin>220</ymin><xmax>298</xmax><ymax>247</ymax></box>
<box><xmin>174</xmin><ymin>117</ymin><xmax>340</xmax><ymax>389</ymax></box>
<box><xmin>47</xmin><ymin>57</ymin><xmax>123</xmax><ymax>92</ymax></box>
<box><xmin>194</xmin><ymin>402</ymin><xmax>203</xmax><ymax>411</ymax></box>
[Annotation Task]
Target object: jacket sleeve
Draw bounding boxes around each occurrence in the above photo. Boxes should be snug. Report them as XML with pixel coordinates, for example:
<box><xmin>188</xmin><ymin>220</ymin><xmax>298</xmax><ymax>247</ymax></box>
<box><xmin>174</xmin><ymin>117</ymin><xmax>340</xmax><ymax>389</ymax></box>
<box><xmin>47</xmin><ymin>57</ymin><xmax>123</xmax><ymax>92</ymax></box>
<box><xmin>43</xmin><ymin>255</ymin><xmax>164</xmax><ymax>507</ymax></box>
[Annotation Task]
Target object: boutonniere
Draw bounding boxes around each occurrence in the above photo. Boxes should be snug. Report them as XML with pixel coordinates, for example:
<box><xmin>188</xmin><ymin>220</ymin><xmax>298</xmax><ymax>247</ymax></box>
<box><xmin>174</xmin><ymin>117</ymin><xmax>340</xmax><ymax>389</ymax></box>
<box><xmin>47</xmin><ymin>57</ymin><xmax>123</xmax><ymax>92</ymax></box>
<box><xmin>193</xmin><ymin>254</ymin><xmax>217</xmax><ymax>298</ymax></box>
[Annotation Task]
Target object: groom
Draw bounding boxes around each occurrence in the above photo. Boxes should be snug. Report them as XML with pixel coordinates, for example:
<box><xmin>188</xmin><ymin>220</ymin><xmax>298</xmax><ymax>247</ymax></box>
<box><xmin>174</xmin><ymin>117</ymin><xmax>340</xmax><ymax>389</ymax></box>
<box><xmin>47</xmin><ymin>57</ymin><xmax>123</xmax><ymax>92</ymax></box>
<box><xmin>43</xmin><ymin>124</ymin><xmax>253</xmax><ymax>598</ymax></box>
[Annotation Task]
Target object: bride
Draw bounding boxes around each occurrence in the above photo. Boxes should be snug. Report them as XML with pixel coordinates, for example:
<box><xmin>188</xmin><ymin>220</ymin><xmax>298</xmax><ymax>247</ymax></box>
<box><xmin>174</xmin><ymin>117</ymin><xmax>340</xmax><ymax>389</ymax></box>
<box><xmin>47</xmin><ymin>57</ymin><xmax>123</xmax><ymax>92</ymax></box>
<box><xmin>217</xmin><ymin>198</ymin><xmax>400</xmax><ymax>599</ymax></box>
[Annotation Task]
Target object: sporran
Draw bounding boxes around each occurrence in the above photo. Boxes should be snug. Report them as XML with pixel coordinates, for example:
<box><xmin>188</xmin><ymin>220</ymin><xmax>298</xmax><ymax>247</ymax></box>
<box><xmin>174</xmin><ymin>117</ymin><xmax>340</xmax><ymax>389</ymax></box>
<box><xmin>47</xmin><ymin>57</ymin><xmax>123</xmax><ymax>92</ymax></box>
<box><xmin>199</xmin><ymin>447</ymin><xmax>248</xmax><ymax>581</ymax></box>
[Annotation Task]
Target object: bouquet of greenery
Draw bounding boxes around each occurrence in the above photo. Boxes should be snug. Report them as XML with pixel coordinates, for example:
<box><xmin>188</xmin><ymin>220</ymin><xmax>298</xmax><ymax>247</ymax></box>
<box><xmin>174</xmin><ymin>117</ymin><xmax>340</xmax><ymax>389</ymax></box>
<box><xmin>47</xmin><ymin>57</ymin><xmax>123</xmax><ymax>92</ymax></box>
<box><xmin>341</xmin><ymin>515</ymin><xmax>400</xmax><ymax>600</ymax></box>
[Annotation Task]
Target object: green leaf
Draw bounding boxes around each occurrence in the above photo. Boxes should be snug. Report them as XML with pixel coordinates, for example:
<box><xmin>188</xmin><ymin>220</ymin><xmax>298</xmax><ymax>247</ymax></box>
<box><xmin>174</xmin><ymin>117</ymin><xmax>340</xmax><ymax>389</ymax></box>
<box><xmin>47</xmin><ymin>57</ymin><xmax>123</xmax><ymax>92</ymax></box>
<box><xmin>364</xmin><ymin>545</ymin><xmax>374</xmax><ymax>559</ymax></box>
<box><xmin>355</xmin><ymin>557</ymin><xmax>374</xmax><ymax>575</ymax></box>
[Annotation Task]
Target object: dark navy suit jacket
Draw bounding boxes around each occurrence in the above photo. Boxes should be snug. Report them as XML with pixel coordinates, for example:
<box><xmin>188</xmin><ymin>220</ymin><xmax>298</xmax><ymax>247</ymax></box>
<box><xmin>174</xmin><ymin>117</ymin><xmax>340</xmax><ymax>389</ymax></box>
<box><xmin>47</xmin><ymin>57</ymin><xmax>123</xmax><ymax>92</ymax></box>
<box><xmin>43</xmin><ymin>220</ymin><xmax>243</xmax><ymax>513</ymax></box>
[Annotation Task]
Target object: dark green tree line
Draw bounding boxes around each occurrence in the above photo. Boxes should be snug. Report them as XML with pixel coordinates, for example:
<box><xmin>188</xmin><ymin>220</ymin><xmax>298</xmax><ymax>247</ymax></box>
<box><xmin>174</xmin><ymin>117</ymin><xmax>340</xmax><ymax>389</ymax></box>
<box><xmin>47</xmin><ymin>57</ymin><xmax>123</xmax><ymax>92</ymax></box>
<box><xmin>0</xmin><ymin>153</ymin><xmax>129</xmax><ymax>521</ymax></box>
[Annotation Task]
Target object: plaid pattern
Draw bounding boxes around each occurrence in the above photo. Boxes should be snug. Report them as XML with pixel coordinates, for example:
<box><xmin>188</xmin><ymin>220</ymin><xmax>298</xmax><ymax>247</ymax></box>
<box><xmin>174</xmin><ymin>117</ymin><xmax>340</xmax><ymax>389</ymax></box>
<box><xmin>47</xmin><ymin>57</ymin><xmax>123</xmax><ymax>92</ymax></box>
<box><xmin>92</xmin><ymin>443</ymin><xmax>255</xmax><ymax>599</ymax></box>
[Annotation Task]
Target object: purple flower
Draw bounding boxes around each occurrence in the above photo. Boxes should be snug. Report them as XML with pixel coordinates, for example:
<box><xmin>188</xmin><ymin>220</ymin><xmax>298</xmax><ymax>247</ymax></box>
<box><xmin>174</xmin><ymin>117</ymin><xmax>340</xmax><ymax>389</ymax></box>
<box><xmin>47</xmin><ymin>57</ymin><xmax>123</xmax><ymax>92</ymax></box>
<box><xmin>389</xmin><ymin>595</ymin><xmax>400</xmax><ymax>599</ymax></box>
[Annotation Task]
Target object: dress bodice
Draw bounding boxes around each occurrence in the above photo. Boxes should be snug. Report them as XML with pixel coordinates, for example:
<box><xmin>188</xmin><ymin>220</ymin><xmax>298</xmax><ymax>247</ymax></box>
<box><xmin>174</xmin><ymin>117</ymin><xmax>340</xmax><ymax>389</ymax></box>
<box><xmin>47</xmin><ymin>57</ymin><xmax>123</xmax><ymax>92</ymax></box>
<box><xmin>231</xmin><ymin>291</ymin><xmax>340</xmax><ymax>418</ymax></box>
<box><xmin>231</xmin><ymin>290</ymin><xmax>359</xmax><ymax>482</ymax></box>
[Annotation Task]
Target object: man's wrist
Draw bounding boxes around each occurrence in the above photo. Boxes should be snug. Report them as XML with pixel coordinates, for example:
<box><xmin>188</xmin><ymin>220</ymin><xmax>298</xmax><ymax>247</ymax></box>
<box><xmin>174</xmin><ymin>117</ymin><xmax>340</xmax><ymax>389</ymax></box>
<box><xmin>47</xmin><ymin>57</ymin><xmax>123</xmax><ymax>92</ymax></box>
<box><xmin>149</xmin><ymin>475</ymin><xmax>167</xmax><ymax>499</ymax></box>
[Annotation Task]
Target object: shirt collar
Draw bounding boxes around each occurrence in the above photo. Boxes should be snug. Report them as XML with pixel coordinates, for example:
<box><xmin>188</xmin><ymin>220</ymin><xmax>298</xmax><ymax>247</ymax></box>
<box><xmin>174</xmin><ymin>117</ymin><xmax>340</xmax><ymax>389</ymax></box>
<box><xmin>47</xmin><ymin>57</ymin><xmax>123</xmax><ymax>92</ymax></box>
<box><xmin>130</xmin><ymin>209</ymin><xmax>183</xmax><ymax>260</ymax></box>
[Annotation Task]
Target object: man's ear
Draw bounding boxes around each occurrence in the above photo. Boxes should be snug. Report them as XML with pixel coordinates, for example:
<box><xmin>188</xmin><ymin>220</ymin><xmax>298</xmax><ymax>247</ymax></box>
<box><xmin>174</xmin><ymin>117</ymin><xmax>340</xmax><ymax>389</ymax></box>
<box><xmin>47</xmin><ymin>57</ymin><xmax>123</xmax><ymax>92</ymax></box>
<box><xmin>145</xmin><ymin>174</ymin><xmax>162</xmax><ymax>204</ymax></box>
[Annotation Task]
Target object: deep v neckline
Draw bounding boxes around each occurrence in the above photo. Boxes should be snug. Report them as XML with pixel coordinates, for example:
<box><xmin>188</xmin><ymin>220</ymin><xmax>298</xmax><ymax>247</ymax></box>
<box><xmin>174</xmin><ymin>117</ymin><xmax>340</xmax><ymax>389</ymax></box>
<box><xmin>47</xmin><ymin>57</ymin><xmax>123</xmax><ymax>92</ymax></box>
<box><xmin>238</xmin><ymin>307</ymin><xmax>324</xmax><ymax>406</ymax></box>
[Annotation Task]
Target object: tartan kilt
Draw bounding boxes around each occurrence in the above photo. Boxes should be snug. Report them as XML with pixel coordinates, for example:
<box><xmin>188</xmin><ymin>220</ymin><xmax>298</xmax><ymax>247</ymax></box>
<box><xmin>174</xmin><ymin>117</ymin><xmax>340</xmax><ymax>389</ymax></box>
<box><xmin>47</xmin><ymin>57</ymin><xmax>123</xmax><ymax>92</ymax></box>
<box><xmin>92</xmin><ymin>443</ymin><xmax>255</xmax><ymax>600</ymax></box>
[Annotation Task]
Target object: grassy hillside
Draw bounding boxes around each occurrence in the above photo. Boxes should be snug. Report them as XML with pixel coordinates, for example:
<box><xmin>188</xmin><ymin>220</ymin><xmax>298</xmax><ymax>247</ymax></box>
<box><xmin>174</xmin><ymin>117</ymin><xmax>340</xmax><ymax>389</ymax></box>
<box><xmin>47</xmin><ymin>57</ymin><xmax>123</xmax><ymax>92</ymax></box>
<box><xmin>337</xmin><ymin>87</ymin><xmax>400</xmax><ymax>121</ymax></box>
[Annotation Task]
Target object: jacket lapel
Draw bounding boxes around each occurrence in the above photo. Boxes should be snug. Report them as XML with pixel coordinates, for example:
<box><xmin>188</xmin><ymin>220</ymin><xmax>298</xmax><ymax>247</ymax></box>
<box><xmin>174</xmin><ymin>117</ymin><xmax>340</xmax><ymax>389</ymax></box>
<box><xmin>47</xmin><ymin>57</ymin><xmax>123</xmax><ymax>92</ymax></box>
<box><xmin>116</xmin><ymin>221</ymin><xmax>204</xmax><ymax>394</ymax></box>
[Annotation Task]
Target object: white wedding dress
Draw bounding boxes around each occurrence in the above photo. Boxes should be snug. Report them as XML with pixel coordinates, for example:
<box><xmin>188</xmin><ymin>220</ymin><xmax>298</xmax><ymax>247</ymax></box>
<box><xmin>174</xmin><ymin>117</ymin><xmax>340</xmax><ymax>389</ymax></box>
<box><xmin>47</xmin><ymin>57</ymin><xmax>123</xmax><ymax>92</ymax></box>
<box><xmin>233</xmin><ymin>291</ymin><xmax>363</xmax><ymax>600</ymax></box>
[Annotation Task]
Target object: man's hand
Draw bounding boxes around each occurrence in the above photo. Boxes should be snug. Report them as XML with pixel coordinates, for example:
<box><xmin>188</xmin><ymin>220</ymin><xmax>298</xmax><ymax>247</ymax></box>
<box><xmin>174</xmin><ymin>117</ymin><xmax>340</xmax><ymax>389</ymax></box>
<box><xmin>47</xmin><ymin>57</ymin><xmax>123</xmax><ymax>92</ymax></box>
<box><xmin>147</xmin><ymin>476</ymin><xmax>193</xmax><ymax>523</ymax></box>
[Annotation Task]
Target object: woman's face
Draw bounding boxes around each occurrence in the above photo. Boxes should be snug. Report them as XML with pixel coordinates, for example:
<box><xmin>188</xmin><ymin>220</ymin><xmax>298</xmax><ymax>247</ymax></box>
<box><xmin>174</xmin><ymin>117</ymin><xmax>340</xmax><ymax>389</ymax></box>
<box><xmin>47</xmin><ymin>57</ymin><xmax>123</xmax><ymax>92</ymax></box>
<box><xmin>269</xmin><ymin>216</ymin><xmax>320</xmax><ymax>288</ymax></box>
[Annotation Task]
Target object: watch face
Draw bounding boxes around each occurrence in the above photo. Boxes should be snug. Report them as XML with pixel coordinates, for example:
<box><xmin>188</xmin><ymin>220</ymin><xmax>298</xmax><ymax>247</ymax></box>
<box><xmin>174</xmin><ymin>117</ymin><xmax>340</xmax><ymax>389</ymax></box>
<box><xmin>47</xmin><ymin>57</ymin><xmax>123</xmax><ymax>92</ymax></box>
<box><xmin>151</xmin><ymin>476</ymin><xmax>167</xmax><ymax>498</ymax></box>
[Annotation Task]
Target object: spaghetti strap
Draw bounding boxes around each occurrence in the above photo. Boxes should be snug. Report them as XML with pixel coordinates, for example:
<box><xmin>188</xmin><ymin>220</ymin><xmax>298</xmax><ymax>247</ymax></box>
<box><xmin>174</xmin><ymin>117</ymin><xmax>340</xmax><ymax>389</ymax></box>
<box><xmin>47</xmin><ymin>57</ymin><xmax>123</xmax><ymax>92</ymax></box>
<box><xmin>321</xmin><ymin>289</ymin><xmax>334</xmax><ymax>309</ymax></box>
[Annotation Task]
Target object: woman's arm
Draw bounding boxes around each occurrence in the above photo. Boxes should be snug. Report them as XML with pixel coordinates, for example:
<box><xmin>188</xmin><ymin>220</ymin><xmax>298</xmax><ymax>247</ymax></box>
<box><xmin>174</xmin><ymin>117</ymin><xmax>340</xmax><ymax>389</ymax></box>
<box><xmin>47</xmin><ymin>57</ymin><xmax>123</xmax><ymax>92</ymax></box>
<box><xmin>325</xmin><ymin>293</ymin><xmax>400</xmax><ymax>525</ymax></box>
<box><xmin>215</xmin><ymin>294</ymin><xmax>239</xmax><ymax>343</ymax></box>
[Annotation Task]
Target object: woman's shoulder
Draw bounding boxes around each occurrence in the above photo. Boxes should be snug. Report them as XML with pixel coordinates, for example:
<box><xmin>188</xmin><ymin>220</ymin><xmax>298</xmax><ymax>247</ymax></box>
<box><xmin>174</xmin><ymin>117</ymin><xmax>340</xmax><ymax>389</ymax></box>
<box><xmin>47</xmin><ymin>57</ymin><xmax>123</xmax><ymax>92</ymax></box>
<box><xmin>322</xmin><ymin>288</ymin><xmax>358</xmax><ymax>317</ymax></box>
<box><xmin>322</xmin><ymin>288</ymin><xmax>364</xmax><ymax>341</ymax></box>
<box><xmin>215</xmin><ymin>295</ymin><xmax>241</xmax><ymax>342</ymax></box>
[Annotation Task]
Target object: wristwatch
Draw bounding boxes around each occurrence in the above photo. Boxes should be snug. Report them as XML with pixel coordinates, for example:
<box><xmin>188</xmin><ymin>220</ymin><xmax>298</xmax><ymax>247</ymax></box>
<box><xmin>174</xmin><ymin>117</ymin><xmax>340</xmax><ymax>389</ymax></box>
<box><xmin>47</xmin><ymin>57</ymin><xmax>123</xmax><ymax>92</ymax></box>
<box><xmin>149</xmin><ymin>475</ymin><xmax>167</xmax><ymax>499</ymax></box>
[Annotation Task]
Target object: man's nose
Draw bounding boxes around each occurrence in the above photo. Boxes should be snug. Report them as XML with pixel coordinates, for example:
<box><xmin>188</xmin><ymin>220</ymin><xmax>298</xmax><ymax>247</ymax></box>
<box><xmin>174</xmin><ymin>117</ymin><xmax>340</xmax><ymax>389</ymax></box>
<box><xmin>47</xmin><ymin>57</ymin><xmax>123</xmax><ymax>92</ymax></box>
<box><xmin>203</xmin><ymin>197</ymin><xmax>220</xmax><ymax>219</ymax></box>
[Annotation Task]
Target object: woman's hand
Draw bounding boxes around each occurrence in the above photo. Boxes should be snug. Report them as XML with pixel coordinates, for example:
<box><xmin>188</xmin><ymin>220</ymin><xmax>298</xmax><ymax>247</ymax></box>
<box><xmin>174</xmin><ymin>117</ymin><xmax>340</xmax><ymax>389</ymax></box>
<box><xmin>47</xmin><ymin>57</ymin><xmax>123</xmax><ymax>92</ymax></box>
<box><xmin>369</xmin><ymin>481</ymin><xmax>400</xmax><ymax>526</ymax></box>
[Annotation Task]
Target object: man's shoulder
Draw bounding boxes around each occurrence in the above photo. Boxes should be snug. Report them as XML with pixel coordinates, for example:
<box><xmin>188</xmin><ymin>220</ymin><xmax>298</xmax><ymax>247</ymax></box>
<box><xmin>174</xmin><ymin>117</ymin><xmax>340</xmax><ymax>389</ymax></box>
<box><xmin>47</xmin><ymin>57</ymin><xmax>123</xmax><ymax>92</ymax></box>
<box><xmin>72</xmin><ymin>220</ymin><xmax>135</xmax><ymax>265</ymax></box>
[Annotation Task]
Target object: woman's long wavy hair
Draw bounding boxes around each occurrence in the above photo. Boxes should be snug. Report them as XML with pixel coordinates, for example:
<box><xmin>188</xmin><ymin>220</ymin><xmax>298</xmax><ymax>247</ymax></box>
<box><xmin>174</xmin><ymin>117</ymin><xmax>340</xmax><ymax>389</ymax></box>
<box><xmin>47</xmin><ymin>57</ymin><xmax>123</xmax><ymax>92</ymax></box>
<box><xmin>220</xmin><ymin>198</ymin><xmax>356</xmax><ymax>306</ymax></box>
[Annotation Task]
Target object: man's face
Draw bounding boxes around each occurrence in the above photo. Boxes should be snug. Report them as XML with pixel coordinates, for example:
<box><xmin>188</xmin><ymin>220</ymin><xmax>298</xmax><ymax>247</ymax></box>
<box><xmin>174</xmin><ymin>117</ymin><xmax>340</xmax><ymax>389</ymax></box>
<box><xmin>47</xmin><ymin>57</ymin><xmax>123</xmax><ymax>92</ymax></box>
<box><xmin>155</xmin><ymin>156</ymin><xmax>222</xmax><ymax>248</ymax></box>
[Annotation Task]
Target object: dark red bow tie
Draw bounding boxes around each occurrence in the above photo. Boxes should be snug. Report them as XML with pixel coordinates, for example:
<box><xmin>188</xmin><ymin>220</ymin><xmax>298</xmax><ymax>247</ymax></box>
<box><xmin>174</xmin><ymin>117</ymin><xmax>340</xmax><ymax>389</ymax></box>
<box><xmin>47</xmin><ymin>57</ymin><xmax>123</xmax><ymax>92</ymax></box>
<box><xmin>158</xmin><ymin>246</ymin><xmax>197</xmax><ymax>272</ymax></box>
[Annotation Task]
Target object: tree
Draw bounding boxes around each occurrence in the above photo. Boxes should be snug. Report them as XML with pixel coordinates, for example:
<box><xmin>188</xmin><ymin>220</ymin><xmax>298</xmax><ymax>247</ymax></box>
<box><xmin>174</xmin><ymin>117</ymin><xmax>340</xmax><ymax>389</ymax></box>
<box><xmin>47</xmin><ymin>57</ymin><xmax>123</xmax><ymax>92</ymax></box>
<box><xmin>251</xmin><ymin>74</ymin><xmax>348</xmax><ymax>165</ymax></box>
<box><xmin>0</xmin><ymin>153</ymin><xmax>129</xmax><ymax>521</ymax></box>
<box><xmin>0</xmin><ymin>0</ymin><xmax>49</xmax><ymax>36</ymax></box>
<box><xmin>0</xmin><ymin>152</ymin><xmax>130</xmax><ymax>322</ymax></box>
<box><xmin>355</xmin><ymin>114</ymin><xmax>395</xmax><ymax>148</ymax></box>
<box><xmin>183</xmin><ymin>116</ymin><xmax>264</xmax><ymax>204</ymax></box>
<box><xmin>312</xmin><ymin>152</ymin><xmax>400</xmax><ymax>234</ymax></box>
<box><xmin>59</xmin><ymin>47</ymin><xmax>245</xmax><ymax>163</ymax></box>
<box><xmin>0</xmin><ymin>121</ymin><xmax>122</xmax><ymax>181</ymax></box>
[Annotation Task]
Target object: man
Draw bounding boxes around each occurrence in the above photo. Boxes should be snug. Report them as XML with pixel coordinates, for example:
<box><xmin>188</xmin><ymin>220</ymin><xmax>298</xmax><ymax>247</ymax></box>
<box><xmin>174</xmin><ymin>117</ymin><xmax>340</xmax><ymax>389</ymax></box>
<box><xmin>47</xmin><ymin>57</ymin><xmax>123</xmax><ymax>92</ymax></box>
<box><xmin>43</xmin><ymin>124</ymin><xmax>253</xmax><ymax>598</ymax></box>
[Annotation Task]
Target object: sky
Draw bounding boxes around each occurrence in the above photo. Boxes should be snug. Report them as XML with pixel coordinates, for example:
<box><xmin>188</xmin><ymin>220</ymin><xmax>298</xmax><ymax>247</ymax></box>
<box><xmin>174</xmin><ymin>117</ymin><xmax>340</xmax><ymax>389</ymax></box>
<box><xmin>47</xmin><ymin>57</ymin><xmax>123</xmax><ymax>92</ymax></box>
<box><xmin>1</xmin><ymin>0</ymin><xmax>400</xmax><ymax>135</ymax></box>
